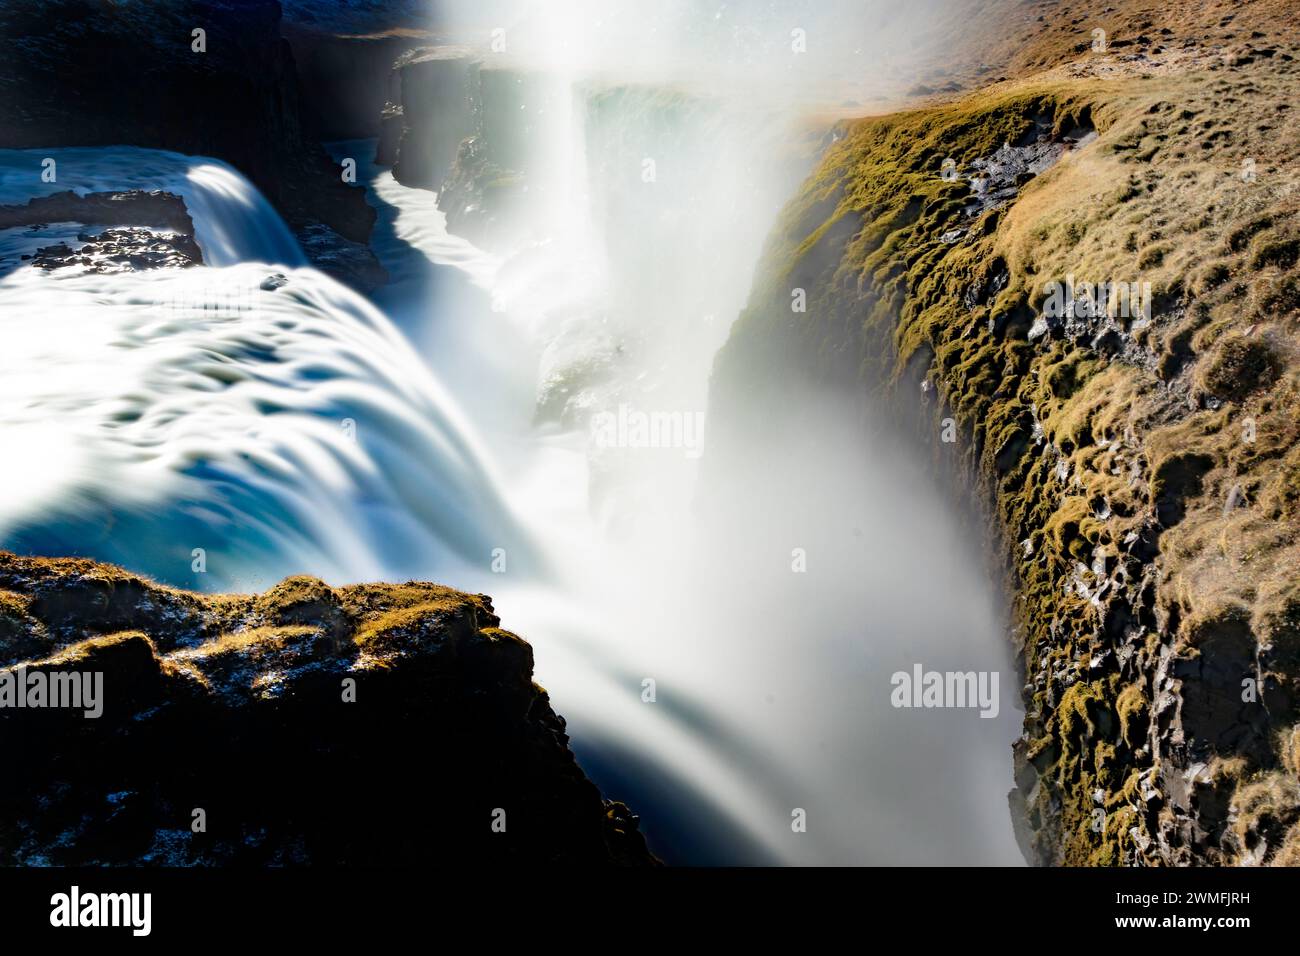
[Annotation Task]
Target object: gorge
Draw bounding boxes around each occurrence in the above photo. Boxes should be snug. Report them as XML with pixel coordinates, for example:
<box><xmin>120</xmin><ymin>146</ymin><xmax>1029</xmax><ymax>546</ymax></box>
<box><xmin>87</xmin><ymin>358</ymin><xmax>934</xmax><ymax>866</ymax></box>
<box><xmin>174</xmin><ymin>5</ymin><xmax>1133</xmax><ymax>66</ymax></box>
<box><xmin>2</xmin><ymin>0</ymin><xmax>1298</xmax><ymax>870</ymax></box>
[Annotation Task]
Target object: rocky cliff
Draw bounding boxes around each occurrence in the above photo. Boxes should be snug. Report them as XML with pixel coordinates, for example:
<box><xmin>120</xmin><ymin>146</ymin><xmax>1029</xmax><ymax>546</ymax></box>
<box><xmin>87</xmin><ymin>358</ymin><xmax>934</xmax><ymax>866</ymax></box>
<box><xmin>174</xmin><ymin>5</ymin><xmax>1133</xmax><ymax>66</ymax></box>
<box><xmin>285</xmin><ymin>23</ymin><xmax>430</xmax><ymax>141</ymax></box>
<box><xmin>378</xmin><ymin>49</ymin><xmax>546</xmax><ymax>247</ymax></box>
<box><xmin>0</xmin><ymin>552</ymin><xmax>655</xmax><ymax>866</ymax></box>
<box><xmin>0</xmin><ymin>0</ymin><xmax>380</xmax><ymax>282</ymax></box>
<box><xmin>386</xmin><ymin>46</ymin><xmax>481</xmax><ymax>189</ymax></box>
<box><xmin>709</xmin><ymin>5</ymin><xmax>1300</xmax><ymax>865</ymax></box>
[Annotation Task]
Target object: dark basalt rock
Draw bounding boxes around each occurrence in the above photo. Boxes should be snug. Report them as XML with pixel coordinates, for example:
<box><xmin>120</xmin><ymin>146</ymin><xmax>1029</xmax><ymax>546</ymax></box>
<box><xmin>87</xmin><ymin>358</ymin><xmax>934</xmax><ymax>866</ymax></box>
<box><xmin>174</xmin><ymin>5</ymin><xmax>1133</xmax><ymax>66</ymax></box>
<box><xmin>27</xmin><ymin>228</ymin><xmax>203</xmax><ymax>273</ymax></box>
<box><xmin>387</xmin><ymin>46</ymin><xmax>479</xmax><ymax>189</ymax></box>
<box><xmin>294</xmin><ymin>221</ymin><xmax>389</xmax><ymax>294</ymax></box>
<box><xmin>0</xmin><ymin>552</ymin><xmax>657</xmax><ymax>867</ymax></box>
<box><xmin>0</xmin><ymin>190</ymin><xmax>195</xmax><ymax>234</ymax></box>
<box><xmin>436</xmin><ymin>129</ymin><xmax>529</xmax><ymax>246</ymax></box>
<box><xmin>376</xmin><ymin>46</ymin><xmax>537</xmax><ymax>246</ymax></box>
<box><xmin>375</xmin><ymin>102</ymin><xmax>405</xmax><ymax>167</ymax></box>
<box><xmin>283</xmin><ymin>24</ymin><xmax>427</xmax><ymax>141</ymax></box>
<box><xmin>2</xmin><ymin>189</ymin><xmax>202</xmax><ymax>272</ymax></box>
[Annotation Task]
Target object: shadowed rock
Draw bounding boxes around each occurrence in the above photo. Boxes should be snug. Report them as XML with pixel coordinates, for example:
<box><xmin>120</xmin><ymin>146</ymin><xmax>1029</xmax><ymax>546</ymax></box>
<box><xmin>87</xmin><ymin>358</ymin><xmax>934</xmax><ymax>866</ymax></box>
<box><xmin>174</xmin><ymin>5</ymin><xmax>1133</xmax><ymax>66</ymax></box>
<box><xmin>0</xmin><ymin>0</ymin><xmax>377</xmax><ymax>256</ymax></box>
<box><xmin>0</xmin><ymin>552</ymin><xmax>656</xmax><ymax>867</ymax></box>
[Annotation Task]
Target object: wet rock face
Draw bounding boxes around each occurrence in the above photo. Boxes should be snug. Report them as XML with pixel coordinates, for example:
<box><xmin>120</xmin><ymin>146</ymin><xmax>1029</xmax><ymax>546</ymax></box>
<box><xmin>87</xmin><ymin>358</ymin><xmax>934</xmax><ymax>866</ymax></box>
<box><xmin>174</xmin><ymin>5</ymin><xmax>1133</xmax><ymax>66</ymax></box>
<box><xmin>293</xmin><ymin>222</ymin><xmax>389</xmax><ymax>294</ymax></box>
<box><xmin>0</xmin><ymin>553</ymin><xmax>656</xmax><ymax>867</ymax></box>
<box><xmin>27</xmin><ymin>229</ymin><xmax>202</xmax><ymax>273</ymax></box>
<box><xmin>375</xmin><ymin>102</ymin><xmax>406</xmax><ymax>167</ymax></box>
<box><xmin>435</xmin><ymin>127</ymin><xmax>530</xmax><ymax>246</ymax></box>
<box><xmin>0</xmin><ymin>190</ymin><xmax>195</xmax><ymax>235</ymax></box>
<box><xmin>2</xmin><ymin>190</ymin><xmax>203</xmax><ymax>273</ymax></box>
<box><xmin>379</xmin><ymin>51</ymin><xmax>548</xmax><ymax>247</ymax></box>
<box><xmin>0</xmin><ymin>0</ymin><xmax>375</xmax><ymax>248</ymax></box>
<box><xmin>284</xmin><ymin>26</ymin><xmax>426</xmax><ymax>141</ymax></box>
<box><xmin>387</xmin><ymin>47</ymin><xmax>480</xmax><ymax>189</ymax></box>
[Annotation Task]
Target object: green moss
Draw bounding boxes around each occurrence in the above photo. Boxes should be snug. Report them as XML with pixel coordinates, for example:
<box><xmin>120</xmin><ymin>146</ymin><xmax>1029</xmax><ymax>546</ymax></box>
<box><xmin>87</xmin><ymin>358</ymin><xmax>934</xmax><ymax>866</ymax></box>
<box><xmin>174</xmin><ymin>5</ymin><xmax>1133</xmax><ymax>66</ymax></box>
<box><xmin>1259</xmin><ymin>275</ymin><xmax>1300</xmax><ymax>315</ymax></box>
<box><xmin>1150</xmin><ymin>449</ymin><xmax>1215</xmax><ymax>526</ymax></box>
<box><xmin>1254</xmin><ymin>580</ymin><xmax>1300</xmax><ymax>668</ymax></box>
<box><xmin>713</xmin><ymin>57</ymin><xmax>1300</xmax><ymax>865</ymax></box>
<box><xmin>176</xmin><ymin>625</ymin><xmax>318</xmax><ymax>663</ymax></box>
<box><xmin>255</xmin><ymin>575</ymin><xmax>341</xmax><ymax>622</ymax></box>
<box><xmin>0</xmin><ymin>590</ymin><xmax>36</xmax><ymax>651</ymax></box>
<box><xmin>1137</xmin><ymin>243</ymin><xmax>1170</xmax><ymax>268</ymax></box>
<box><xmin>353</xmin><ymin>599</ymin><xmax>468</xmax><ymax>651</ymax></box>
<box><xmin>1044</xmin><ymin>496</ymin><xmax>1103</xmax><ymax>560</ymax></box>
<box><xmin>1057</xmin><ymin>680</ymin><xmax>1115</xmax><ymax>761</ymax></box>
<box><xmin>1116</xmin><ymin>682</ymin><xmax>1150</xmax><ymax>750</ymax></box>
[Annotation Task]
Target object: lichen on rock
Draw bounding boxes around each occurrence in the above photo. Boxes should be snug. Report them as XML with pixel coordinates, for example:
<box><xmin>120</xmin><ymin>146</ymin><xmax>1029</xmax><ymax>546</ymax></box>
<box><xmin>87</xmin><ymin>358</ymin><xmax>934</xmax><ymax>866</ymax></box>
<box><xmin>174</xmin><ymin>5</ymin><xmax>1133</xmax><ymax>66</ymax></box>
<box><xmin>0</xmin><ymin>552</ymin><xmax>655</xmax><ymax>867</ymax></box>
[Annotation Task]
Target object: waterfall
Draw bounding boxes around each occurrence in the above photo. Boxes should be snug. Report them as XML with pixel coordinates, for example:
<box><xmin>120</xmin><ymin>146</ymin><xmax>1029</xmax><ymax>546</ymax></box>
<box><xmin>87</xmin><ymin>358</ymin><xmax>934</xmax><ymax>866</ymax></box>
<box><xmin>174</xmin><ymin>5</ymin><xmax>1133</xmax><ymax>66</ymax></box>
<box><xmin>0</xmin><ymin>147</ymin><xmax>305</xmax><ymax>267</ymax></box>
<box><xmin>0</xmin><ymin>148</ymin><xmax>534</xmax><ymax>592</ymax></box>
<box><xmin>1</xmin><ymin>56</ymin><xmax>1026</xmax><ymax>861</ymax></box>
<box><xmin>360</xmin><ymin>57</ymin><xmax>1025</xmax><ymax>863</ymax></box>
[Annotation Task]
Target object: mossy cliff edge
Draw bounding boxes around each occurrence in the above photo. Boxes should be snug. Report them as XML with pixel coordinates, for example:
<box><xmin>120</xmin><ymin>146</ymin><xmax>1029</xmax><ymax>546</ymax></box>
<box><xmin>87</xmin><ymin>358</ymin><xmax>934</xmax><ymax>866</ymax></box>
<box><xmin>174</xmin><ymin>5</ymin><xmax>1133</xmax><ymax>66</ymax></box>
<box><xmin>710</xmin><ymin>30</ymin><xmax>1300</xmax><ymax>864</ymax></box>
<box><xmin>0</xmin><ymin>552</ymin><xmax>654</xmax><ymax>866</ymax></box>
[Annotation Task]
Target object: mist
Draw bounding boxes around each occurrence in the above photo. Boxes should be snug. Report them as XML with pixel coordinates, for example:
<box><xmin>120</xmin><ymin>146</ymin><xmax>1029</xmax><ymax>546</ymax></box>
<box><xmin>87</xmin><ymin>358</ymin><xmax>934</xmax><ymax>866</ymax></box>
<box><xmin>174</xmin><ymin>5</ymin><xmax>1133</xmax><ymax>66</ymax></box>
<box><xmin>344</xmin><ymin>0</ymin><xmax>1029</xmax><ymax>863</ymax></box>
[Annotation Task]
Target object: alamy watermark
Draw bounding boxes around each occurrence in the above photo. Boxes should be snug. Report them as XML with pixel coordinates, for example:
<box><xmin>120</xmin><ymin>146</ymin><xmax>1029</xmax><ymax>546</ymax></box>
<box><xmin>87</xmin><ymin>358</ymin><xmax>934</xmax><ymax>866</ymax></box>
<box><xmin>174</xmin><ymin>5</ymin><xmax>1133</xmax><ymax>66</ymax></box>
<box><xmin>590</xmin><ymin>404</ymin><xmax>706</xmax><ymax>459</ymax></box>
<box><xmin>1042</xmin><ymin>274</ymin><xmax>1151</xmax><ymax>322</ymax></box>
<box><xmin>0</xmin><ymin>666</ymin><xmax>103</xmax><ymax>718</ymax></box>
<box><xmin>155</xmin><ymin>281</ymin><xmax>254</xmax><ymax>316</ymax></box>
<box><xmin>50</xmin><ymin>886</ymin><xmax>150</xmax><ymax>936</ymax></box>
<box><xmin>890</xmin><ymin>664</ymin><xmax>1000</xmax><ymax>718</ymax></box>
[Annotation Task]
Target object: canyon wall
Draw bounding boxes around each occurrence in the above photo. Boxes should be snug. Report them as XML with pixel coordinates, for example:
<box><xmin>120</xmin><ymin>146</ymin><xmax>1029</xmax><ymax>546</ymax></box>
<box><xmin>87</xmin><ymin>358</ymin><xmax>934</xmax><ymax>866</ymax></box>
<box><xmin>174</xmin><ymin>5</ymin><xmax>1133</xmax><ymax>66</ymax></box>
<box><xmin>285</xmin><ymin>25</ymin><xmax>427</xmax><ymax>140</ymax></box>
<box><xmin>380</xmin><ymin>50</ymin><xmax>556</xmax><ymax>246</ymax></box>
<box><xmin>707</xmin><ymin>22</ymin><xmax>1300</xmax><ymax>865</ymax></box>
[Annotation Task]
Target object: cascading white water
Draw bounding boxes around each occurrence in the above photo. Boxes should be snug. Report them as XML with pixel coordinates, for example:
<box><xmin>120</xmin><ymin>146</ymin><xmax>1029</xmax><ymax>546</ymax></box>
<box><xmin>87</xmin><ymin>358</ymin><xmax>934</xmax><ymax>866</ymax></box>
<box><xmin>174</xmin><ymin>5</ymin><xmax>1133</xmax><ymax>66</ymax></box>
<box><xmin>347</xmin><ymin>46</ymin><xmax>1026</xmax><ymax>862</ymax></box>
<box><xmin>0</xmin><ymin>263</ymin><xmax>541</xmax><ymax>589</ymax></box>
<box><xmin>1</xmin><ymin>142</ymin><xmax>792</xmax><ymax>861</ymax></box>
<box><xmin>0</xmin><ymin>147</ymin><xmax>305</xmax><ymax>267</ymax></box>
<box><xmin>0</xmin><ymin>148</ymin><xmax>533</xmax><ymax>591</ymax></box>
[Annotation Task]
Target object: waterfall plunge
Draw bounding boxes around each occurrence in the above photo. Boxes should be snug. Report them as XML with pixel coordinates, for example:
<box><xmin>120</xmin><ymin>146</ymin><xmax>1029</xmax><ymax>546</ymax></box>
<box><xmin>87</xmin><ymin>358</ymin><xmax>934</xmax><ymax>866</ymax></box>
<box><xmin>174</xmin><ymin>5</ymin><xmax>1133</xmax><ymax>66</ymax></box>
<box><xmin>0</xmin><ymin>147</ymin><xmax>534</xmax><ymax>591</ymax></box>
<box><xmin>0</xmin><ymin>0</ymin><xmax>1029</xmax><ymax>858</ymax></box>
<box><xmin>363</xmin><ymin>12</ymin><xmax>1026</xmax><ymax>860</ymax></box>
